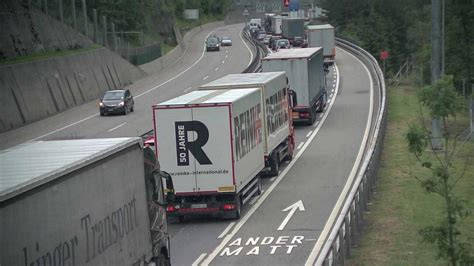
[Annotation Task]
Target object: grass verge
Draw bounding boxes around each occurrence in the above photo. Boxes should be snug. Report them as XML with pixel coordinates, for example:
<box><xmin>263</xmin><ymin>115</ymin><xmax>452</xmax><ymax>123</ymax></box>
<box><xmin>347</xmin><ymin>79</ymin><xmax>474</xmax><ymax>265</ymax></box>
<box><xmin>0</xmin><ymin>44</ymin><xmax>102</xmax><ymax>66</ymax></box>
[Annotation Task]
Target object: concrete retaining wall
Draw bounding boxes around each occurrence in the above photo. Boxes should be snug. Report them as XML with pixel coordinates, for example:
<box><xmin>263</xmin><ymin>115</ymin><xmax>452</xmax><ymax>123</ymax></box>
<box><xmin>0</xmin><ymin>48</ymin><xmax>145</xmax><ymax>133</ymax></box>
<box><xmin>139</xmin><ymin>21</ymin><xmax>225</xmax><ymax>75</ymax></box>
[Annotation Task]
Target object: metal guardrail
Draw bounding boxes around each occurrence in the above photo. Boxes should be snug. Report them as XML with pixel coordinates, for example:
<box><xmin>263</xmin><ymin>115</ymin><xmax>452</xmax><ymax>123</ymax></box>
<box><xmin>313</xmin><ymin>37</ymin><xmax>388</xmax><ymax>265</ymax></box>
<box><xmin>241</xmin><ymin>29</ymin><xmax>268</xmax><ymax>73</ymax></box>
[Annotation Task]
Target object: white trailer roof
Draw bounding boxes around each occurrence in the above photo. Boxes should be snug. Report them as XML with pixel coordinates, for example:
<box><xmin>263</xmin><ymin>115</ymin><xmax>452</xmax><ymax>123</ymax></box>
<box><xmin>307</xmin><ymin>24</ymin><xmax>334</xmax><ymax>30</ymax></box>
<box><xmin>0</xmin><ymin>137</ymin><xmax>140</xmax><ymax>202</ymax></box>
<box><xmin>200</xmin><ymin>72</ymin><xmax>286</xmax><ymax>88</ymax></box>
<box><xmin>156</xmin><ymin>88</ymin><xmax>260</xmax><ymax>106</ymax></box>
<box><xmin>263</xmin><ymin>48</ymin><xmax>322</xmax><ymax>60</ymax></box>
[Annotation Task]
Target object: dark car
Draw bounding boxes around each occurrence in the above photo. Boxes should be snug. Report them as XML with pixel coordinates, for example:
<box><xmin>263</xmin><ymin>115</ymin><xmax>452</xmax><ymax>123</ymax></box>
<box><xmin>206</xmin><ymin>36</ymin><xmax>220</xmax><ymax>51</ymax></box>
<box><xmin>292</xmin><ymin>36</ymin><xmax>304</xmax><ymax>47</ymax></box>
<box><xmin>99</xmin><ymin>89</ymin><xmax>134</xmax><ymax>116</ymax></box>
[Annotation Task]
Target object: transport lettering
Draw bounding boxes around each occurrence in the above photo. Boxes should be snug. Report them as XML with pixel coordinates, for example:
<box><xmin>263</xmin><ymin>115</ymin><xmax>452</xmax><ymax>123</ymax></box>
<box><xmin>234</xmin><ymin>104</ymin><xmax>262</xmax><ymax>161</ymax></box>
<box><xmin>20</xmin><ymin>197</ymin><xmax>139</xmax><ymax>266</ymax></box>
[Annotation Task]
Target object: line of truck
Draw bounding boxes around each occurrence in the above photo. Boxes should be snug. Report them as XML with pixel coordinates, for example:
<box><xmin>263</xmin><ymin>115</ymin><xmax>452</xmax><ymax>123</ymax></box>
<box><xmin>1</xmin><ymin>18</ymin><xmax>335</xmax><ymax>265</ymax></box>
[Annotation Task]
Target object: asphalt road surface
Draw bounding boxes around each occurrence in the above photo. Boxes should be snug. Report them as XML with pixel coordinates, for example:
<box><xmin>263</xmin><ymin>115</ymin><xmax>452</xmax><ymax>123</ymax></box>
<box><xmin>0</xmin><ymin>23</ymin><xmax>253</xmax><ymax>149</ymax></box>
<box><xmin>170</xmin><ymin>47</ymin><xmax>374</xmax><ymax>266</ymax></box>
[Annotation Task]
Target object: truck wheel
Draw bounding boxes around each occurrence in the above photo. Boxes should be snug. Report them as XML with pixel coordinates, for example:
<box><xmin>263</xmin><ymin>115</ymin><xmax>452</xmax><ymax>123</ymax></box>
<box><xmin>270</xmin><ymin>154</ymin><xmax>280</xmax><ymax>176</ymax></box>
<box><xmin>178</xmin><ymin>215</ymin><xmax>185</xmax><ymax>223</ymax></box>
<box><xmin>233</xmin><ymin>197</ymin><xmax>242</xmax><ymax>219</ymax></box>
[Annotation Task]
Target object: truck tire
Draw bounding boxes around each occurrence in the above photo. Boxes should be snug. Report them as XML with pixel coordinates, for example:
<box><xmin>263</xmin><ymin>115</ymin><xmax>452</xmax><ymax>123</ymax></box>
<box><xmin>232</xmin><ymin>197</ymin><xmax>242</xmax><ymax>219</ymax></box>
<box><xmin>270</xmin><ymin>154</ymin><xmax>280</xmax><ymax>176</ymax></box>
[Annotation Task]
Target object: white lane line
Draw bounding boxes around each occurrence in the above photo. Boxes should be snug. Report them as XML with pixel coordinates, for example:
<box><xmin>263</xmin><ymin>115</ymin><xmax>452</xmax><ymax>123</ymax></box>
<box><xmin>225</xmin><ymin>54</ymin><xmax>228</xmax><ymax>58</ymax></box>
<box><xmin>218</xmin><ymin>222</ymin><xmax>236</xmax><ymax>239</ymax></box>
<box><xmin>269</xmin><ymin>176</ymin><xmax>277</xmax><ymax>182</ymax></box>
<box><xmin>215</xmin><ymin>67</ymin><xmax>219</xmax><ymax>71</ymax></box>
<box><xmin>249</xmin><ymin>191</ymin><xmax>264</xmax><ymax>205</ymax></box>
<box><xmin>201</xmin><ymin>62</ymin><xmax>341</xmax><ymax>266</ymax></box>
<box><xmin>135</xmin><ymin>29</ymin><xmax>216</xmax><ymax>98</ymax></box>
<box><xmin>313</xmin><ymin>121</ymin><xmax>320</xmax><ymax>128</ymax></box>
<box><xmin>297</xmin><ymin>142</ymin><xmax>304</xmax><ymax>150</ymax></box>
<box><xmin>203</xmin><ymin>75</ymin><xmax>209</xmax><ymax>80</ymax></box>
<box><xmin>333</xmin><ymin>83</ymin><xmax>336</xmax><ymax>87</ymax></box>
<box><xmin>27</xmin><ymin>30</ymin><xmax>218</xmax><ymax>143</ymax></box>
<box><xmin>222</xmin><ymin>60</ymin><xmax>225</xmax><ymax>64</ymax></box>
<box><xmin>107</xmin><ymin>122</ymin><xmax>127</xmax><ymax>132</ymax></box>
<box><xmin>305</xmin><ymin>48</ymin><xmax>374</xmax><ymax>265</ymax></box>
<box><xmin>239</xmin><ymin>30</ymin><xmax>254</xmax><ymax>67</ymax></box>
<box><xmin>184</xmin><ymin>87</ymin><xmax>193</xmax><ymax>92</ymax></box>
<box><xmin>192</xmin><ymin>253</ymin><xmax>207</xmax><ymax>266</ymax></box>
<box><xmin>306</xmin><ymin>131</ymin><xmax>313</xmax><ymax>138</ymax></box>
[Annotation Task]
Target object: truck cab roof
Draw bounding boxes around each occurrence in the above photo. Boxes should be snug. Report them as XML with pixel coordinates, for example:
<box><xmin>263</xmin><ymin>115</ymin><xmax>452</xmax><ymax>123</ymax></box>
<box><xmin>262</xmin><ymin>47</ymin><xmax>322</xmax><ymax>60</ymax></box>
<box><xmin>200</xmin><ymin>72</ymin><xmax>286</xmax><ymax>88</ymax></box>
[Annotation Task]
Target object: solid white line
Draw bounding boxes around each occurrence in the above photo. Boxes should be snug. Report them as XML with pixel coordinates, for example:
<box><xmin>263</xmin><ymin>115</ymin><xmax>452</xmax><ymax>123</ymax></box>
<box><xmin>306</xmin><ymin>131</ymin><xmax>313</xmax><ymax>138</ymax></box>
<box><xmin>192</xmin><ymin>253</ymin><xmax>207</xmax><ymax>266</ymax></box>
<box><xmin>215</xmin><ymin>67</ymin><xmax>219</xmax><ymax>71</ymax></box>
<box><xmin>203</xmin><ymin>75</ymin><xmax>209</xmax><ymax>80</ymax></box>
<box><xmin>27</xmin><ymin>29</ymin><xmax>218</xmax><ymax>143</ymax></box>
<box><xmin>135</xmin><ymin>30</ymin><xmax>216</xmax><ymax>99</ymax></box>
<box><xmin>239</xmin><ymin>31</ymin><xmax>254</xmax><ymax>67</ymax></box>
<box><xmin>184</xmin><ymin>87</ymin><xmax>193</xmax><ymax>92</ymax></box>
<box><xmin>296</xmin><ymin>142</ymin><xmax>304</xmax><ymax>150</ymax></box>
<box><xmin>249</xmin><ymin>191</ymin><xmax>264</xmax><ymax>205</ymax></box>
<box><xmin>218</xmin><ymin>222</ymin><xmax>236</xmax><ymax>239</ymax></box>
<box><xmin>305</xmin><ymin>48</ymin><xmax>374</xmax><ymax>266</ymax></box>
<box><xmin>107</xmin><ymin>122</ymin><xmax>127</xmax><ymax>132</ymax></box>
<box><xmin>201</xmin><ymin>61</ymin><xmax>341</xmax><ymax>266</ymax></box>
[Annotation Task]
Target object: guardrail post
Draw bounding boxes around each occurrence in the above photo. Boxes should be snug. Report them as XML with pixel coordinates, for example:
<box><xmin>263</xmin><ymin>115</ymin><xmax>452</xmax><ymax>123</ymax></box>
<box><xmin>345</xmin><ymin>216</ymin><xmax>351</xmax><ymax>258</ymax></box>
<box><xmin>338</xmin><ymin>230</ymin><xmax>345</xmax><ymax>265</ymax></box>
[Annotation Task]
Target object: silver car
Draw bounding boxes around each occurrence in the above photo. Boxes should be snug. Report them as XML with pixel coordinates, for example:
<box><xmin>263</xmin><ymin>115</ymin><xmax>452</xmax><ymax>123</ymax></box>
<box><xmin>221</xmin><ymin>36</ymin><xmax>232</xmax><ymax>46</ymax></box>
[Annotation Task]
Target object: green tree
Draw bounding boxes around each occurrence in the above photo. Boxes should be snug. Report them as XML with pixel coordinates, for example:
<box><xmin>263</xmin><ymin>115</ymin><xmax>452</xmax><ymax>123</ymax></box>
<box><xmin>406</xmin><ymin>75</ymin><xmax>473</xmax><ymax>265</ymax></box>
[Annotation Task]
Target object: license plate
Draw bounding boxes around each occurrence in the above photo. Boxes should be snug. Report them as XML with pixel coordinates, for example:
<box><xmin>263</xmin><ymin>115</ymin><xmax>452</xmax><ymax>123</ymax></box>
<box><xmin>191</xmin><ymin>204</ymin><xmax>207</xmax><ymax>209</ymax></box>
<box><xmin>108</xmin><ymin>108</ymin><xmax>114</xmax><ymax>112</ymax></box>
<box><xmin>292</xmin><ymin>112</ymin><xmax>299</xmax><ymax>119</ymax></box>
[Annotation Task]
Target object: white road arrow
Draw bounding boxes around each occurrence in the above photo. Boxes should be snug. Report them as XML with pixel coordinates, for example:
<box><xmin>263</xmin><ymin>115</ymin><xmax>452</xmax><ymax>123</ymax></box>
<box><xmin>278</xmin><ymin>200</ymin><xmax>305</xmax><ymax>231</ymax></box>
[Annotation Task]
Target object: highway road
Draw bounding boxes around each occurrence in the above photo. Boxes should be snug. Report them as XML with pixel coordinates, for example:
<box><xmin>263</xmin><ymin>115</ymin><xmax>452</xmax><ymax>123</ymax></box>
<box><xmin>169</xmin><ymin>47</ymin><xmax>375</xmax><ymax>266</ymax></box>
<box><xmin>1</xmin><ymin>22</ymin><xmax>377</xmax><ymax>266</ymax></box>
<box><xmin>0</xmin><ymin>23</ymin><xmax>254</xmax><ymax>149</ymax></box>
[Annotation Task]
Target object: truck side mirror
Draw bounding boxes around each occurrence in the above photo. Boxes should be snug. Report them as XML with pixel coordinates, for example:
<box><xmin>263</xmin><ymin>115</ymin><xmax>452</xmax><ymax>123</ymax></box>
<box><xmin>160</xmin><ymin>171</ymin><xmax>175</xmax><ymax>203</ymax></box>
<box><xmin>289</xmin><ymin>89</ymin><xmax>297</xmax><ymax>107</ymax></box>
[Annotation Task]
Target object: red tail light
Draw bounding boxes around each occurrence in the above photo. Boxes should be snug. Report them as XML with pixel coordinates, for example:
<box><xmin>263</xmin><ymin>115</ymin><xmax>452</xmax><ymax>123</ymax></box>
<box><xmin>223</xmin><ymin>204</ymin><xmax>236</xmax><ymax>210</ymax></box>
<box><xmin>167</xmin><ymin>205</ymin><xmax>176</xmax><ymax>212</ymax></box>
<box><xmin>300</xmin><ymin>112</ymin><xmax>310</xmax><ymax>118</ymax></box>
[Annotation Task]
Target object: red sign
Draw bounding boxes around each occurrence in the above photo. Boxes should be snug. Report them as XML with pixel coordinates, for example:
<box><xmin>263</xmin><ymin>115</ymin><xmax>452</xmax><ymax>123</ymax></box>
<box><xmin>380</xmin><ymin>50</ymin><xmax>389</xmax><ymax>60</ymax></box>
<box><xmin>283</xmin><ymin>0</ymin><xmax>290</xmax><ymax>7</ymax></box>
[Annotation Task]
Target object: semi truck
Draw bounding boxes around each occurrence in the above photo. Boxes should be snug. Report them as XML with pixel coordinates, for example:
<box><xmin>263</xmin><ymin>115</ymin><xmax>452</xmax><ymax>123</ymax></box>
<box><xmin>271</xmin><ymin>15</ymin><xmax>283</xmax><ymax>35</ymax></box>
<box><xmin>0</xmin><ymin>138</ymin><xmax>175</xmax><ymax>266</ymax></box>
<box><xmin>307</xmin><ymin>24</ymin><xmax>335</xmax><ymax>64</ymax></box>
<box><xmin>281</xmin><ymin>18</ymin><xmax>304</xmax><ymax>42</ymax></box>
<box><xmin>199</xmin><ymin>72</ymin><xmax>295</xmax><ymax>177</ymax></box>
<box><xmin>153</xmin><ymin>89</ymin><xmax>265</xmax><ymax>221</ymax></box>
<box><xmin>262</xmin><ymin>48</ymin><xmax>327</xmax><ymax>125</ymax></box>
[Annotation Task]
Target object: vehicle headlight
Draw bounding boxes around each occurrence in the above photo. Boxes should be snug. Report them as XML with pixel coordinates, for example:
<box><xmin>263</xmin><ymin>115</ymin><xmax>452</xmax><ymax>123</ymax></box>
<box><xmin>99</xmin><ymin>102</ymin><xmax>104</xmax><ymax>107</ymax></box>
<box><xmin>118</xmin><ymin>102</ymin><xmax>124</xmax><ymax>106</ymax></box>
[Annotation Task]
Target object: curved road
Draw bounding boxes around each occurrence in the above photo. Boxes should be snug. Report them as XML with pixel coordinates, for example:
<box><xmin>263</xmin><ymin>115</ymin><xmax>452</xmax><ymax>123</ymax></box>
<box><xmin>0</xmin><ymin>23</ymin><xmax>253</xmax><ymax>149</ymax></box>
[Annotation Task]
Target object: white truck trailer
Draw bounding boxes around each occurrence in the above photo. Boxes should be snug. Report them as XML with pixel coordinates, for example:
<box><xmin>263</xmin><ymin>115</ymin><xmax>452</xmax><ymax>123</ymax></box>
<box><xmin>0</xmin><ymin>138</ymin><xmax>175</xmax><ymax>266</ymax></box>
<box><xmin>271</xmin><ymin>15</ymin><xmax>283</xmax><ymax>35</ymax></box>
<box><xmin>153</xmin><ymin>89</ymin><xmax>264</xmax><ymax>220</ymax></box>
<box><xmin>262</xmin><ymin>48</ymin><xmax>327</xmax><ymax>124</ymax></box>
<box><xmin>307</xmin><ymin>24</ymin><xmax>335</xmax><ymax>64</ymax></box>
<box><xmin>199</xmin><ymin>72</ymin><xmax>295</xmax><ymax>176</ymax></box>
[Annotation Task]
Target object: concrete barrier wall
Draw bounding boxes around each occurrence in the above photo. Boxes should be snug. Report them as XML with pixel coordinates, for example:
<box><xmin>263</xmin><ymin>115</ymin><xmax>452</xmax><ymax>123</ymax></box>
<box><xmin>139</xmin><ymin>21</ymin><xmax>225</xmax><ymax>75</ymax></box>
<box><xmin>0</xmin><ymin>48</ymin><xmax>145</xmax><ymax>133</ymax></box>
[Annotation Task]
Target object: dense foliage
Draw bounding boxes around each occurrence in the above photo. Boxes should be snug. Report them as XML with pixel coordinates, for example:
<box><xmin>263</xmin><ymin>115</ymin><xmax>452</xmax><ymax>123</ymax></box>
<box><xmin>321</xmin><ymin>0</ymin><xmax>473</xmax><ymax>91</ymax></box>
